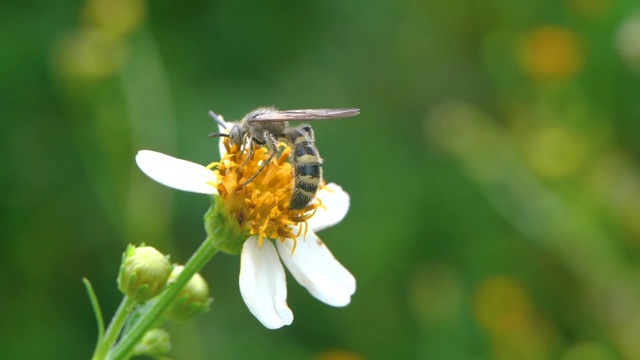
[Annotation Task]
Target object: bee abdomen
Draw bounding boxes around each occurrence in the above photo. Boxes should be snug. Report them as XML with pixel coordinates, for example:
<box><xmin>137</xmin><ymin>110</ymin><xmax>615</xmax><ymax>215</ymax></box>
<box><xmin>294</xmin><ymin>142</ymin><xmax>322</xmax><ymax>163</ymax></box>
<box><xmin>290</xmin><ymin>161</ymin><xmax>323</xmax><ymax>210</ymax></box>
<box><xmin>296</xmin><ymin>162</ymin><xmax>322</xmax><ymax>179</ymax></box>
<box><xmin>287</xmin><ymin>124</ymin><xmax>325</xmax><ymax>210</ymax></box>
<box><xmin>290</xmin><ymin>190</ymin><xmax>314</xmax><ymax>210</ymax></box>
<box><xmin>296</xmin><ymin>164</ymin><xmax>322</xmax><ymax>189</ymax></box>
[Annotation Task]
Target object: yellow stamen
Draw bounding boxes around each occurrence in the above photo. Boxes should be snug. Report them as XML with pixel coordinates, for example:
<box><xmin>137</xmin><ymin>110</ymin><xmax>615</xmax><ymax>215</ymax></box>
<box><xmin>213</xmin><ymin>138</ymin><xmax>317</xmax><ymax>251</ymax></box>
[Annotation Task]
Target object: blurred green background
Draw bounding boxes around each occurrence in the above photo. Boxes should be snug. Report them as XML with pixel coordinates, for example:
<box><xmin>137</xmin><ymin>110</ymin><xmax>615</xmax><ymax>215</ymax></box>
<box><xmin>3</xmin><ymin>0</ymin><xmax>640</xmax><ymax>359</ymax></box>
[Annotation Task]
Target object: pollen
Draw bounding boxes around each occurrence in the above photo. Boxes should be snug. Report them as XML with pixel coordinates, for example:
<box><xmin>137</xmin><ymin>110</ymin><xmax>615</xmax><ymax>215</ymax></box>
<box><xmin>210</xmin><ymin>138</ymin><xmax>317</xmax><ymax>250</ymax></box>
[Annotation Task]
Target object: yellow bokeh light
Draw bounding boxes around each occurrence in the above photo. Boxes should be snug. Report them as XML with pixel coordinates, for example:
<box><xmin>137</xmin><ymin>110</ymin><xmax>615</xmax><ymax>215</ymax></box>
<box><xmin>52</xmin><ymin>28</ymin><xmax>127</xmax><ymax>83</ymax></box>
<box><xmin>519</xmin><ymin>26</ymin><xmax>583</xmax><ymax>81</ymax></box>
<box><xmin>474</xmin><ymin>276</ymin><xmax>532</xmax><ymax>334</ymax></box>
<box><xmin>491</xmin><ymin>320</ymin><xmax>558</xmax><ymax>360</ymax></box>
<box><xmin>566</xmin><ymin>0</ymin><xmax>612</xmax><ymax>18</ymax></box>
<box><xmin>82</xmin><ymin>0</ymin><xmax>146</xmax><ymax>40</ymax></box>
<box><xmin>522</xmin><ymin>125</ymin><xmax>588</xmax><ymax>179</ymax></box>
<box><xmin>316</xmin><ymin>349</ymin><xmax>365</xmax><ymax>360</ymax></box>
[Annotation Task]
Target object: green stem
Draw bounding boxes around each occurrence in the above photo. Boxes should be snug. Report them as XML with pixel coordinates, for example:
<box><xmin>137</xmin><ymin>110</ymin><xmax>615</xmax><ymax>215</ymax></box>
<box><xmin>107</xmin><ymin>237</ymin><xmax>219</xmax><ymax>360</ymax></box>
<box><xmin>92</xmin><ymin>296</ymin><xmax>135</xmax><ymax>360</ymax></box>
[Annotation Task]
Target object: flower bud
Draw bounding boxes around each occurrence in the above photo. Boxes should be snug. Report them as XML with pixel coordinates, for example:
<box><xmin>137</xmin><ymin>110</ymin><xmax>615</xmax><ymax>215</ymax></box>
<box><xmin>132</xmin><ymin>328</ymin><xmax>172</xmax><ymax>357</ymax></box>
<box><xmin>166</xmin><ymin>265</ymin><xmax>212</xmax><ymax>321</ymax></box>
<box><xmin>118</xmin><ymin>245</ymin><xmax>172</xmax><ymax>302</ymax></box>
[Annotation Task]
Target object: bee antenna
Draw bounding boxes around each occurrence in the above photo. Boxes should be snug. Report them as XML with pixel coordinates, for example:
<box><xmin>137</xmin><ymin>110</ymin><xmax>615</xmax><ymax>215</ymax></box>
<box><xmin>209</xmin><ymin>110</ymin><xmax>227</xmax><ymax>129</ymax></box>
<box><xmin>208</xmin><ymin>132</ymin><xmax>229</xmax><ymax>138</ymax></box>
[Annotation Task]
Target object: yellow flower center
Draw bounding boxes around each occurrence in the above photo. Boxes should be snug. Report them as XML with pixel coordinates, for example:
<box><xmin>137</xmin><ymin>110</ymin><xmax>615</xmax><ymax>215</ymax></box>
<box><xmin>208</xmin><ymin>139</ymin><xmax>317</xmax><ymax>250</ymax></box>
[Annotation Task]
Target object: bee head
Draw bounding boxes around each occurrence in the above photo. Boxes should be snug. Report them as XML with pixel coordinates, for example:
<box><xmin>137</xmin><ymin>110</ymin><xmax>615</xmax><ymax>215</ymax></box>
<box><xmin>228</xmin><ymin>124</ymin><xmax>244</xmax><ymax>147</ymax></box>
<box><xmin>208</xmin><ymin>123</ymin><xmax>244</xmax><ymax>148</ymax></box>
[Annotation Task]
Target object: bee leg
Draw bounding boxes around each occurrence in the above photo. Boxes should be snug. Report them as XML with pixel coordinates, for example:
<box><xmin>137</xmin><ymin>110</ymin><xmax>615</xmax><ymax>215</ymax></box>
<box><xmin>237</xmin><ymin>140</ymin><xmax>256</xmax><ymax>172</ymax></box>
<box><xmin>241</xmin><ymin>132</ymin><xmax>280</xmax><ymax>186</ymax></box>
<box><xmin>263</xmin><ymin>130</ymin><xmax>283</xmax><ymax>159</ymax></box>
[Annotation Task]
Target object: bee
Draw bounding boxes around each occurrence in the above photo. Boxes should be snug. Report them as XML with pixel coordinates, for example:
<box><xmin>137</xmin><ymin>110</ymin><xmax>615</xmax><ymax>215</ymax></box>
<box><xmin>209</xmin><ymin>107</ymin><xmax>360</xmax><ymax>210</ymax></box>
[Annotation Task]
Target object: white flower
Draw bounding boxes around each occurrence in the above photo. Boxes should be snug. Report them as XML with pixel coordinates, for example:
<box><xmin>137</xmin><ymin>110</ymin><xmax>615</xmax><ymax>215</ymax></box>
<box><xmin>135</xmin><ymin>120</ymin><xmax>356</xmax><ymax>329</ymax></box>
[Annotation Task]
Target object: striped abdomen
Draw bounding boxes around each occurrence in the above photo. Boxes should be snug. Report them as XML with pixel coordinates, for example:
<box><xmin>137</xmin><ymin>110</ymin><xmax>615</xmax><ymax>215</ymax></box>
<box><xmin>287</xmin><ymin>125</ymin><xmax>323</xmax><ymax>210</ymax></box>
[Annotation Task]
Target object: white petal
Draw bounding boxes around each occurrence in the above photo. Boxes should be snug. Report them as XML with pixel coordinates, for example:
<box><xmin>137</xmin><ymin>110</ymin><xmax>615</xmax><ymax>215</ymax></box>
<box><xmin>135</xmin><ymin>150</ymin><xmax>217</xmax><ymax>194</ymax></box>
<box><xmin>239</xmin><ymin>236</ymin><xmax>293</xmax><ymax>329</ymax></box>
<box><xmin>276</xmin><ymin>231</ymin><xmax>355</xmax><ymax>307</ymax></box>
<box><xmin>307</xmin><ymin>183</ymin><xmax>350</xmax><ymax>232</ymax></box>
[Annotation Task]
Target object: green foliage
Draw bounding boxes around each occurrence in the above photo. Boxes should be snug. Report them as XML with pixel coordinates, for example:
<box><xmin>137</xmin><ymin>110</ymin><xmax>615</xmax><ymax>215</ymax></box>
<box><xmin>2</xmin><ymin>0</ymin><xmax>639</xmax><ymax>359</ymax></box>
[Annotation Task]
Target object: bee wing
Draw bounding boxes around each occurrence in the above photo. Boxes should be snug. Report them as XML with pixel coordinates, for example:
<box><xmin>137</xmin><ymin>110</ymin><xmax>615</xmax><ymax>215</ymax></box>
<box><xmin>249</xmin><ymin>108</ymin><xmax>360</xmax><ymax>122</ymax></box>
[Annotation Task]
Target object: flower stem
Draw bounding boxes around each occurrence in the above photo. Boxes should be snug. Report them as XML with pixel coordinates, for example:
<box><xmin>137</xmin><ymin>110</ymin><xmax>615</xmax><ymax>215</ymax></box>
<box><xmin>107</xmin><ymin>237</ymin><xmax>220</xmax><ymax>360</ymax></box>
<box><xmin>92</xmin><ymin>296</ymin><xmax>135</xmax><ymax>360</ymax></box>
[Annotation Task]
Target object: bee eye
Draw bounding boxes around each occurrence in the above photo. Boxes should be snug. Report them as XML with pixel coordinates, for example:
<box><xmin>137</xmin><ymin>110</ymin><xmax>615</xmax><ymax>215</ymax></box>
<box><xmin>229</xmin><ymin>126</ymin><xmax>243</xmax><ymax>145</ymax></box>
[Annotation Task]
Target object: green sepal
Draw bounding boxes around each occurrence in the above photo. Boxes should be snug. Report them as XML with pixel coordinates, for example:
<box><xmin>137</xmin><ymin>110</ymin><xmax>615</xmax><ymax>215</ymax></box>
<box><xmin>204</xmin><ymin>195</ymin><xmax>246</xmax><ymax>255</ymax></box>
